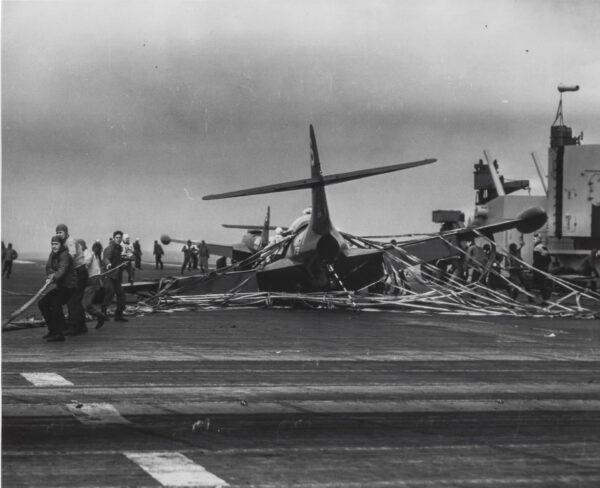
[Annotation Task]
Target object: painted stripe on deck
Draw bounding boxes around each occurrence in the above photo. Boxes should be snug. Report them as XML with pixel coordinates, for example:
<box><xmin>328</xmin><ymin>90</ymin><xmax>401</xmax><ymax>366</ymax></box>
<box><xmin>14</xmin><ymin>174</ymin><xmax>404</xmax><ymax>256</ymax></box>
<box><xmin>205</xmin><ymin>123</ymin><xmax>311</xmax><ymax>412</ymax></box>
<box><xmin>66</xmin><ymin>402</ymin><xmax>129</xmax><ymax>424</ymax></box>
<box><xmin>20</xmin><ymin>372</ymin><xmax>73</xmax><ymax>386</ymax></box>
<box><xmin>124</xmin><ymin>451</ymin><xmax>228</xmax><ymax>487</ymax></box>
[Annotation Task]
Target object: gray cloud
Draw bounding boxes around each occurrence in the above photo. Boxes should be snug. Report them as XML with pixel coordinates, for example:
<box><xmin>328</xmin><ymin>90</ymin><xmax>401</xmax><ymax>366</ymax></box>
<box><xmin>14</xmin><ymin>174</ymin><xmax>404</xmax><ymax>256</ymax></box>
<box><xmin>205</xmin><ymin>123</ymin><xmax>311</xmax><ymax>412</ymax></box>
<box><xmin>2</xmin><ymin>0</ymin><xmax>599</xmax><ymax>253</ymax></box>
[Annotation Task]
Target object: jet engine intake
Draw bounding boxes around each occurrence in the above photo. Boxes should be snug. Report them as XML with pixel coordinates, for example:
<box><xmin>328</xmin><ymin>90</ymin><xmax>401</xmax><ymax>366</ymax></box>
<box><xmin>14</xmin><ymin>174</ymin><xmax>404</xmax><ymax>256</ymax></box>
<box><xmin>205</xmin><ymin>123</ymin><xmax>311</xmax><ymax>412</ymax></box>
<box><xmin>316</xmin><ymin>234</ymin><xmax>341</xmax><ymax>263</ymax></box>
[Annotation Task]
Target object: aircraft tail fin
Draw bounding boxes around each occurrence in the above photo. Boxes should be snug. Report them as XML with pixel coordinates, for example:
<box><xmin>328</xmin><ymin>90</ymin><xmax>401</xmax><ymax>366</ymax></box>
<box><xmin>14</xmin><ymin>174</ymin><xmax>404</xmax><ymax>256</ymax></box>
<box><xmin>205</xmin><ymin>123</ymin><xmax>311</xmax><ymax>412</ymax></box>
<box><xmin>310</xmin><ymin>124</ymin><xmax>322</xmax><ymax>179</ymax></box>
<box><xmin>309</xmin><ymin>125</ymin><xmax>332</xmax><ymax>234</ymax></box>
<box><xmin>261</xmin><ymin>206</ymin><xmax>271</xmax><ymax>248</ymax></box>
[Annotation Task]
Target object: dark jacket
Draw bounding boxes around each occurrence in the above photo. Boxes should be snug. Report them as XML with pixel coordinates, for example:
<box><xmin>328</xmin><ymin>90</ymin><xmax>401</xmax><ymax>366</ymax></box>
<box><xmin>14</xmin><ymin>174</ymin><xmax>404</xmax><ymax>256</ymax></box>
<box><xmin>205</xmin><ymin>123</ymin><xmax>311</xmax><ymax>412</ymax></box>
<box><xmin>580</xmin><ymin>252</ymin><xmax>600</xmax><ymax>277</ymax></box>
<box><xmin>4</xmin><ymin>247</ymin><xmax>17</xmax><ymax>262</ymax></box>
<box><xmin>46</xmin><ymin>248</ymin><xmax>76</xmax><ymax>288</ymax></box>
<box><xmin>533</xmin><ymin>243</ymin><xmax>551</xmax><ymax>271</ymax></box>
<box><xmin>153</xmin><ymin>243</ymin><xmax>164</xmax><ymax>256</ymax></box>
<box><xmin>103</xmin><ymin>241</ymin><xmax>123</xmax><ymax>279</ymax></box>
<box><xmin>199</xmin><ymin>243</ymin><xmax>210</xmax><ymax>258</ymax></box>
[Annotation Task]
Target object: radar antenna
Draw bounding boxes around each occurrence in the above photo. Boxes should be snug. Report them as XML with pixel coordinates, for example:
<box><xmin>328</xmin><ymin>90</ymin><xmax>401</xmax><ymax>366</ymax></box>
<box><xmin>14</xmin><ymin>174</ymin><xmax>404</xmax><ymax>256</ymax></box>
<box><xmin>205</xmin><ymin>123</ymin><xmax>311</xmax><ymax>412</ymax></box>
<box><xmin>552</xmin><ymin>84</ymin><xmax>579</xmax><ymax>126</ymax></box>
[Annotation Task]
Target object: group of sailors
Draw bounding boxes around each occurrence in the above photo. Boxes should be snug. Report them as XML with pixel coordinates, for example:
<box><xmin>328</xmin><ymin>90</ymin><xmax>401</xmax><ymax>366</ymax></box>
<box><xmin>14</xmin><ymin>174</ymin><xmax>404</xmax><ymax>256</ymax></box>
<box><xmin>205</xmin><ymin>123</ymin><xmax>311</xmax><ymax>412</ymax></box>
<box><xmin>39</xmin><ymin>224</ymin><xmax>139</xmax><ymax>342</ymax></box>
<box><xmin>180</xmin><ymin>240</ymin><xmax>210</xmax><ymax>275</ymax></box>
<box><xmin>428</xmin><ymin>234</ymin><xmax>599</xmax><ymax>300</ymax></box>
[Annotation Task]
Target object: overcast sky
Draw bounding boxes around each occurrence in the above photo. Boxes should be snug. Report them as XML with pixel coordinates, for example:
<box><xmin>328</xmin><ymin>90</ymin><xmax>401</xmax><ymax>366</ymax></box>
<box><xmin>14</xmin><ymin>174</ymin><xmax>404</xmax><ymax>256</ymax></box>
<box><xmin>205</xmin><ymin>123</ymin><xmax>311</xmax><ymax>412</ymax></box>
<box><xmin>2</xmin><ymin>0</ymin><xmax>599</xmax><ymax>256</ymax></box>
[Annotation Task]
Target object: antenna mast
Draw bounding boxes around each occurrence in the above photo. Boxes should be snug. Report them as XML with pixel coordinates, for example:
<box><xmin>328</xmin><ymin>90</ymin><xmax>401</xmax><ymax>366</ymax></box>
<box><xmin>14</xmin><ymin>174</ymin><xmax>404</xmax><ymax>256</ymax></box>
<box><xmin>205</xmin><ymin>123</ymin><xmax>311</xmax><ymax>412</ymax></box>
<box><xmin>552</xmin><ymin>84</ymin><xmax>579</xmax><ymax>126</ymax></box>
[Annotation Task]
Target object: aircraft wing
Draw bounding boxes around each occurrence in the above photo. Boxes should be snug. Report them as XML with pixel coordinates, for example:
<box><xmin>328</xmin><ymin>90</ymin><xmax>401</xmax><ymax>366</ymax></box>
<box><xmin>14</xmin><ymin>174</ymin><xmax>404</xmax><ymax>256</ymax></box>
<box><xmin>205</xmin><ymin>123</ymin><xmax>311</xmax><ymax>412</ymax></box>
<box><xmin>203</xmin><ymin>159</ymin><xmax>436</xmax><ymax>200</ymax></box>
<box><xmin>204</xmin><ymin>242</ymin><xmax>235</xmax><ymax>258</ymax></box>
<box><xmin>359</xmin><ymin>233</ymin><xmax>436</xmax><ymax>239</ymax></box>
<box><xmin>389</xmin><ymin>207</ymin><xmax>547</xmax><ymax>263</ymax></box>
<box><xmin>360</xmin><ymin>207</ymin><xmax>547</xmax><ymax>242</ymax></box>
<box><xmin>443</xmin><ymin>206</ymin><xmax>548</xmax><ymax>240</ymax></box>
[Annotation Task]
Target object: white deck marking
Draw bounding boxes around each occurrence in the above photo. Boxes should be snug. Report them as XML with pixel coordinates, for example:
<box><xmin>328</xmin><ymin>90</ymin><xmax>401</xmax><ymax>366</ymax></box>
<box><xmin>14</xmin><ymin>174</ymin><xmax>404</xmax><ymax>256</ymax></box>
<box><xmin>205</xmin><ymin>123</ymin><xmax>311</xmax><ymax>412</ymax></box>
<box><xmin>124</xmin><ymin>451</ymin><xmax>228</xmax><ymax>487</ymax></box>
<box><xmin>66</xmin><ymin>402</ymin><xmax>130</xmax><ymax>424</ymax></box>
<box><xmin>20</xmin><ymin>372</ymin><xmax>73</xmax><ymax>386</ymax></box>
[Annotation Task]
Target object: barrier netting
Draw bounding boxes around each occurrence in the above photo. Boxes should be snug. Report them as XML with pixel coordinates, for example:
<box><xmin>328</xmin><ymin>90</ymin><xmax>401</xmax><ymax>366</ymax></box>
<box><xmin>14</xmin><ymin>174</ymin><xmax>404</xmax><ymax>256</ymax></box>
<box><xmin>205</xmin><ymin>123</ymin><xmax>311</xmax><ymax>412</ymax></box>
<box><xmin>4</xmin><ymin>234</ymin><xmax>599</xmax><ymax>331</ymax></box>
<box><xmin>137</xmin><ymin>232</ymin><xmax>600</xmax><ymax>319</ymax></box>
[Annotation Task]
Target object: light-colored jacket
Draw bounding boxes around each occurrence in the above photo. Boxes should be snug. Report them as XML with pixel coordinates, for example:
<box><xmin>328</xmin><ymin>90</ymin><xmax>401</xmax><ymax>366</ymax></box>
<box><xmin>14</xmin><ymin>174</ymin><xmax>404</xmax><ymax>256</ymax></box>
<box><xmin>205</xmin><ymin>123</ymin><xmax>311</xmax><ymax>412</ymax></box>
<box><xmin>64</xmin><ymin>235</ymin><xmax>86</xmax><ymax>268</ymax></box>
<box><xmin>84</xmin><ymin>249</ymin><xmax>102</xmax><ymax>278</ymax></box>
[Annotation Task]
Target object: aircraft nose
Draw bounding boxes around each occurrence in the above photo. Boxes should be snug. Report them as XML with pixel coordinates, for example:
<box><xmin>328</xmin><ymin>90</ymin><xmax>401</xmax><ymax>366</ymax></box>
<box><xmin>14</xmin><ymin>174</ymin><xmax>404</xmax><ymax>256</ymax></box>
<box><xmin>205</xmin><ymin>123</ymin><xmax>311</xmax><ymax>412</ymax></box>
<box><xmin>316</xmin><ymin>234</ymin><xmax>341</xmax><ymax>263</ymax></box>
<box><xmin>516</xmin><ymin>207</ymin><xmax>548</xmax><ymax>233</ymax></box>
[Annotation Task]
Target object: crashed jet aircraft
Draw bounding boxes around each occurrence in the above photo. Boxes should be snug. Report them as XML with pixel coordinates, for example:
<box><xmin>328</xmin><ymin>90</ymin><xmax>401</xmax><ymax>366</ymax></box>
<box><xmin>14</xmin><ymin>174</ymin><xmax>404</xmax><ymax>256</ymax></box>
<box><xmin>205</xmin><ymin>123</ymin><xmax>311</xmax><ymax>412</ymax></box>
<box><xmin>201</xmin><ymin>125</ymin><xmax>437</xmax><ymax>292</ymax></box>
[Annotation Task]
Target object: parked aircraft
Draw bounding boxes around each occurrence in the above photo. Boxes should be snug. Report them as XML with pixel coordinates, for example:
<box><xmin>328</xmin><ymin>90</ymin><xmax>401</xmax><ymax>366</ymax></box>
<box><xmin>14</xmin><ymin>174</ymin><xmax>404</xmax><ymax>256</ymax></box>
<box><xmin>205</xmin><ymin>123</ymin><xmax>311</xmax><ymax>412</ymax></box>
<box><xmin>160</xmin><ymin>206</ymin><xmax>286</xmax><ymax>263</ymax></box>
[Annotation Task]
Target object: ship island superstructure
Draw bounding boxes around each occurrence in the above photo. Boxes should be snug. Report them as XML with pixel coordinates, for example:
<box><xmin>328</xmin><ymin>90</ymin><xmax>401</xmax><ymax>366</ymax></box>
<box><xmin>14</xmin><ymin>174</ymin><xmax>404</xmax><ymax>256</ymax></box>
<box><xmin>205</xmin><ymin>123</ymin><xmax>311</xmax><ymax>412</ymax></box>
<box><xmin>462</xmin><ymin>85</ymin><xmax>599</xmax><ymax>269</ymax></box>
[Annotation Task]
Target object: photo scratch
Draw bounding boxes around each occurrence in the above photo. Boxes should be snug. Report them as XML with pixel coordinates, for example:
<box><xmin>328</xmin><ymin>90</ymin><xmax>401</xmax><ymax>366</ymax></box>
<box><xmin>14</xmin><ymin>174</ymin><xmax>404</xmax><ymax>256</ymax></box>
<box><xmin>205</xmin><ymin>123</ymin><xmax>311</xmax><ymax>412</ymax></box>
<box><xmin>183</xmin><ymin>188</ymin><xmax>194</xmax><ymax>201</ymax></box>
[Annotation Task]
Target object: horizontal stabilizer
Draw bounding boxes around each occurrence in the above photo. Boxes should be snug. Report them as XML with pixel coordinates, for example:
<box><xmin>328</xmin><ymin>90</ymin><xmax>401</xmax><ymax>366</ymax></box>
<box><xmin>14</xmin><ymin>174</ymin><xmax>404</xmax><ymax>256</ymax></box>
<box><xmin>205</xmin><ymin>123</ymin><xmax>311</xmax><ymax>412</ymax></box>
<box><xmin>222</xmin><ymin>224</ymin><xmax>288</xmax><ymax>231</ymax></box>
<box><xmin>203</xmin><ymin>158</ymin><xmax>436</xmax><ymax>200</ymax></box>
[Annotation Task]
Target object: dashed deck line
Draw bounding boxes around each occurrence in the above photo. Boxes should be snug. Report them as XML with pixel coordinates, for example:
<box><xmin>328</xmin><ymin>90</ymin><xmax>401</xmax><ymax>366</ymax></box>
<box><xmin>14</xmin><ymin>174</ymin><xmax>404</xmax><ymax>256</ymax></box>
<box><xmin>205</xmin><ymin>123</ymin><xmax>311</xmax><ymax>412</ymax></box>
<box><xmin>20</xmin><ymin>372</ymin><xmax>74</xmax><ymax>386</ymax></box>
<box><xmin>124</xmin><ymin>451</ymin><xmax>228</xmax><ymax>487</ymax></box>
<box><xmin>65</xmin><ymin>402</ymin><xmax>130</xmax><ymax>425</ymax></box>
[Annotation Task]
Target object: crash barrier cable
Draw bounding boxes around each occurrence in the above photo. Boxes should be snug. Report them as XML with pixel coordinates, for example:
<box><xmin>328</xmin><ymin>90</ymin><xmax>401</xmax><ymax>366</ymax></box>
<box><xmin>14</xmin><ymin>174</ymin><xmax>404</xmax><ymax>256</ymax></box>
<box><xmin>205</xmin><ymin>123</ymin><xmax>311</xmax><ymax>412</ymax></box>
<box><xmin>2</xmin><ymin>261</ymin><xmax>131</xmax><ymax>330</ymax></box>
<box><xmin>380</xmin><ymin>250</ymin><xmax>530</xmax><ymax>316</ymax></box>
<box><xmin>2</xmin><ymin>279</ymin><xmax>53</xmax><ymax>329</ymax></box>
<box><xmin>10</xmin><ymin>233</ymin><xmax>597</xmax><ymax>325</ymax></box>
<box><xmin>133</xmin><ymin>231</ymin><xmax>599</xmax><ymax>317</ymax></box>
<box><xmin>433</xmin><ymin>234</ymin><xmax>581</xmax><ymax>314</ymax></box>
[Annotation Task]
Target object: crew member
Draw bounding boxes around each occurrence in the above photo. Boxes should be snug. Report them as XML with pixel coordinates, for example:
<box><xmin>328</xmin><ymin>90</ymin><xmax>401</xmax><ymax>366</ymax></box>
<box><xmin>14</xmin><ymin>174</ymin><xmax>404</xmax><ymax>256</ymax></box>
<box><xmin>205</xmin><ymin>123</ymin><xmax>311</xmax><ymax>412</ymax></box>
<box><xmin>38</xmin><ymin>235</ymin><xmax>77</xmax><ymax>342</ymax></box>
<box><xmin>153</xmin><ymin>240</ymin><xmax>164</xmax><ymax>269</ymax></box>
<box><xmin>505</xmin><ymin>241</ymin><xmax>529</xmax><ymax>300</ymax></box>
<box><xmin>82</xmin><ymin>240</ymin><xmax>108</xmax><ymax>328</ymax></box>
<box><xmin>55</xmin><ymin>224</ymin><xmax>87</xmax><ymax>335</ymax></box>
<box><xmin>199</xmin><ymin>240</ymin><xmax>210</xmax><ymax>274</ymax></box>
<box><xmin>121</xmin><ymin>234</ymin><xmax>135</xmax><ymax>284</ymax></box>
<box><xmin>103</xmin><ymin>230</ymin><xmax>128</xmax><ymax>322</ymax></box>
<box><xmin>133</xmin><ymin>238</ymin><xmax>142</xmax><ymax>270</ymax></box>
<box><xmin>466</xmin><ymin>241</ymin><xmax>488</xmax><ymax>283</ymax></box>
<box><xmin>181</xmin><ymin>240</ymin><xmax>192</xmax><ymax>274</ymax></box>
<box><xmin>190</xmin><ymin>243</ymin><xmax>199</xmax><ymax>270</ymax></box>
<box><xmin>580</xmin><ymin>249</ymin><xmax>600</xmax><ymax>292</ymax></box>
<box><xmin>2</xmin><ymin>243</ymin><xmax>18</xmax><ymax>278</ymax></box>
<box><xmin>532</xmin><ymin>235</ymin><xmax>552</xmax><ymax>300</ymax></box>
